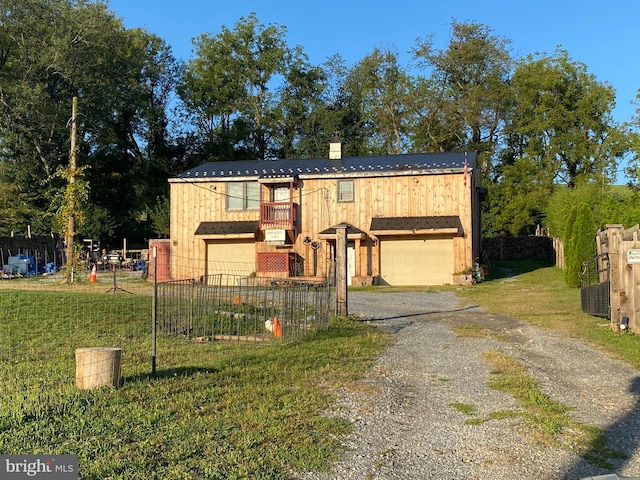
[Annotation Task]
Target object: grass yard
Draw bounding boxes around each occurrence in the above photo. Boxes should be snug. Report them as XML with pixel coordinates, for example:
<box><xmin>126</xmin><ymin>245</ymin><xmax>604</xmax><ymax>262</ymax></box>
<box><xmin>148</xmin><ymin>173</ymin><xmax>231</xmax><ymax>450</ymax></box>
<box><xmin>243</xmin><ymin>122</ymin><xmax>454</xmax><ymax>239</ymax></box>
<box><xmin>1</xmin><ymin>260</ymin><xmax>638</xmax><ymax>478</ymax></box>
<box><xmin>0</xmin><ymin>288</ymin><xmax>391</xmax><ymax>479</ymax></box>
<box><xmin>458</xmin><ymin>259</ymin><xmax>640</xmax><ymax>369</ymax></box>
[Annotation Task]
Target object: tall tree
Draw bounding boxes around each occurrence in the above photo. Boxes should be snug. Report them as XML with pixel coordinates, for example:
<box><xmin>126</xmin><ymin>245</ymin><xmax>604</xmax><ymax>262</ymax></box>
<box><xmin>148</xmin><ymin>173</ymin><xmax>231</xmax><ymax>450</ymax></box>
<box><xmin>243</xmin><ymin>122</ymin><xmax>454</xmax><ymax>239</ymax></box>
<box><xmin>485</xmin><ymin>157</ymin><xmax>553</xmax><ymax>236</ymax></box>
<box><xmin>0</xmin><ymin>0</ymin><xmax>181</xmax><ymax>242</ymax></box>
<box><xmin>274</xmin><ymin>46</ymin><xmax>328</xmax><ymax>159</ymax></box>
<box><xmin>412</xmin><ymin>20</ymin><xmax>514</xmax><ymax>175</ymax></box>
<box><xmin>411</xmin><ymin>21</ymin><xmax>517</xmax><ymax>238</ymax></box>
<box><xmin>177</xmin><ymin>27</ymin><xmax>246</xmax><ymax>162</ymax></box>
<box><xmin>409</xmin><ymin>75</ymin><xmax>467</xmax><ymax>153</ymax></box>
<box><xmin>345</xmin><ymin>48</ymin><xmax>414</xmax><ymax>155</ymax></box>
<box><xmin>507</xmin><ymin>49</ymin><xmax>628</xmax><ymax>188</ymax></box>
<box><xmin>0</xmin><ymin>0</ymin><xmax>82</xmax><ymax>233</ymax></box>
<box><xmin>318</xmin><ymin>54</ymin><xmax>369</xmax><ymax>157</ymax></box>
<box><xmin>179</xmin><ymin>13</ymin><xmax>292</xmax><ymax>161</ymax></box>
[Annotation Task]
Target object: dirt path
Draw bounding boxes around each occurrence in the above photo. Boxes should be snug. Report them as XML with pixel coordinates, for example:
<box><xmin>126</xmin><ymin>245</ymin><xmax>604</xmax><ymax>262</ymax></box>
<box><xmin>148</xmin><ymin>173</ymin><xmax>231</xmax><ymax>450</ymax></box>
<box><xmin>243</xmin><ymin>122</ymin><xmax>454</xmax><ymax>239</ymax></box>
<box><xmin>299</xmin><ymin>291</ymin><xmax>640</xmax><ymax>480</ymax></box>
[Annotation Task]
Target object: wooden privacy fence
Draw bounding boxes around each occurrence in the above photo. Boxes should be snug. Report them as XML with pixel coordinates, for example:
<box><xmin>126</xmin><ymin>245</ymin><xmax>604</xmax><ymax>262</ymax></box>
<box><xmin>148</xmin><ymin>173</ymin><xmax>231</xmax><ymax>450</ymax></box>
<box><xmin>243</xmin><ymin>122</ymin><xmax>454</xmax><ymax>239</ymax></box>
<box><xmin>596</xmin><ymin>224</ymin><xmax>640</xmax><ymax>333</ymax></box>
<box><xmin>482</xmin><ymin>235</ymin><xmax>554</xmax><ymax>261</ymax></box>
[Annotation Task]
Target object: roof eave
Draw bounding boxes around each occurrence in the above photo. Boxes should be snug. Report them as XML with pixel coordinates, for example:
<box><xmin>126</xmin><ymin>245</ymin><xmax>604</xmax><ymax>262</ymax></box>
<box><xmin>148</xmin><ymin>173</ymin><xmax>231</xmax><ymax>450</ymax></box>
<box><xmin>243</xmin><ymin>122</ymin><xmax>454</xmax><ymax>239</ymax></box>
<box><xmin>370</xmin><ymin>228</ymin><xmax>460</xmax><ymax>236</ymax></box>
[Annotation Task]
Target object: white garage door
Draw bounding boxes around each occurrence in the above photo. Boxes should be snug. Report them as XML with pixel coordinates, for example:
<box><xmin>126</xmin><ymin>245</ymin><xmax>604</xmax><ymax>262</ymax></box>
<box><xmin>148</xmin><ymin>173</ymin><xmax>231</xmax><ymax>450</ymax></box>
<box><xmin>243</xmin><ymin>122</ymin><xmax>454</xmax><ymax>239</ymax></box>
<box><xmin>206</xmin><ymin>240</ymin><xmax>255</xmax><ymax>277</ymax></box>
<box><xmin>380</xmin><ymin>236</ymin><xmax>454</xmax><ymax>286</ymax></box>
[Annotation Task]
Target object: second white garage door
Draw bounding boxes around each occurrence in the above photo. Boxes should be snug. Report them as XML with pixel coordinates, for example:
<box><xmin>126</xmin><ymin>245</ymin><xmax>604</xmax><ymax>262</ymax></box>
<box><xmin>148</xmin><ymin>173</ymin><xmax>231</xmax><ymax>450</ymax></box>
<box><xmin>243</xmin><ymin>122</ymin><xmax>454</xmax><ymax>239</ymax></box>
<box><xmin>379</xmin><ymin>236</ymin><xmax>454</xmax><ymax>286</ymax></box>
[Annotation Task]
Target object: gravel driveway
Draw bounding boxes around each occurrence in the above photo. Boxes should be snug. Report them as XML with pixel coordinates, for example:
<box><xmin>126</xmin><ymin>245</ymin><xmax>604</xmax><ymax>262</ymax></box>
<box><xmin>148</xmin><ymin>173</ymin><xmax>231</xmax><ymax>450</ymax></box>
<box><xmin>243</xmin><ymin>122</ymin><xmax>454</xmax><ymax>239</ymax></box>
<box><xmin>297</xmin><ymin>291</ymin><xmax>640</xmax><ymax>480</ymax></box>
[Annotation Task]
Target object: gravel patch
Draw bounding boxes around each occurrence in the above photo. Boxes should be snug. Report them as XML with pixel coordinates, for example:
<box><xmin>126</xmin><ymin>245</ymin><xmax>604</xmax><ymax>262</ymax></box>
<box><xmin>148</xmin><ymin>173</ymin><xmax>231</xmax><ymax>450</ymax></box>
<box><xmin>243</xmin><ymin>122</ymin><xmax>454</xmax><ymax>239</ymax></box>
<box><xmin>296</xmin><ymin>291</ymin><xmax>640</xmax><ymax>480</ymax></box>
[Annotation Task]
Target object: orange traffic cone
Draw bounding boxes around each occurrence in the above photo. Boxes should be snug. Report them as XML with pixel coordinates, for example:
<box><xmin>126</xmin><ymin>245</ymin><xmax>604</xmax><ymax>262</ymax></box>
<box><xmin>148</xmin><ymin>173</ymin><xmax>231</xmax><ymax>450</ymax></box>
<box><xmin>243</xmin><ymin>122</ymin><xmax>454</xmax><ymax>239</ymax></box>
<box><xmin>89</xmin><ymin>264</ymin><xmax>97</xmax><ymax>283</ymax></box>
<box><xmin>273</xmin><ymin>316</ymin><xmax>282</xmax><ymax>338</ymax></box>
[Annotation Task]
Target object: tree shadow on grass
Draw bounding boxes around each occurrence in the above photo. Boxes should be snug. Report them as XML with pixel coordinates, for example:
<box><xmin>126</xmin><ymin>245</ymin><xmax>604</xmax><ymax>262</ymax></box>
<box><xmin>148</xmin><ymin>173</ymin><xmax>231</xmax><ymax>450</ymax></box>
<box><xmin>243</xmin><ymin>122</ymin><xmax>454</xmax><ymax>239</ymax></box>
<box><xmin>484</xmin><ymin>259</ymin><xmax>554</xmax><ymax>281</ymax></box>
<box><xmin>123</xmin><ymin>365</ymin><xmax>216</xmax><ymax>383</ymax></box>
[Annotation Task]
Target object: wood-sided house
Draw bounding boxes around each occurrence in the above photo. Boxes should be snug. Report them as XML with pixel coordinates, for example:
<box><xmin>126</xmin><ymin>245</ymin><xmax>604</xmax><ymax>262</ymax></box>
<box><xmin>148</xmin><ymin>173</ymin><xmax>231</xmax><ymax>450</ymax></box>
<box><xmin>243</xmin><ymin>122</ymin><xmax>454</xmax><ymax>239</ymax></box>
<box><xmin>168</xmin><ymin>143</ymin><xmax>482</xmax><ymax>285</ymax></box>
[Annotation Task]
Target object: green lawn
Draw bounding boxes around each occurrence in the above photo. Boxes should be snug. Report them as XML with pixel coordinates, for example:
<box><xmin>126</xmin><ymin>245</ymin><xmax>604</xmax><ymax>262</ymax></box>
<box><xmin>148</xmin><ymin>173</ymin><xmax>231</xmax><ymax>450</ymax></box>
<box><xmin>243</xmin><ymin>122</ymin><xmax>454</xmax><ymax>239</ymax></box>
<box><xmin>1</xmin><ymin>262</ymin><xmax>637</xmax><ymax>478</ymax></box>
<box><xmin>0</xmin><ymin>288</ymin><xmax>390</xmax><ymax>479</ymax></box>
<box><xmin>458</xmin><ymin>259</ymin><xmax>640</xmax><ymax>369</ymax></box>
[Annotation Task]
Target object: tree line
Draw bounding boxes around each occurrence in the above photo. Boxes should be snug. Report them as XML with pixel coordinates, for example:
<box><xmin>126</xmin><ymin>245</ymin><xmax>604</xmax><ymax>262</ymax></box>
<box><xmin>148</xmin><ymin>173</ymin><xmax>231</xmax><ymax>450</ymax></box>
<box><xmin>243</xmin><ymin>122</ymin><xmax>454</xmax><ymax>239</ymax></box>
<box><xmin>1</xmin><ymin>0</ymin><xmax>639</xmax><ymax>249</ymax></box>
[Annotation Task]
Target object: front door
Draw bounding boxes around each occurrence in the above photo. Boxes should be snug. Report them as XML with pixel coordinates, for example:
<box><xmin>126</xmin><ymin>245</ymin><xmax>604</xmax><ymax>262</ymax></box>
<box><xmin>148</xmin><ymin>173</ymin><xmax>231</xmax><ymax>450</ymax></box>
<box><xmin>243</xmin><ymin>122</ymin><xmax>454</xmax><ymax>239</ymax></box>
<box><xmin>332</xmin><ymin>241</ymin><xmax>356</xmax><ymax>285</ymax></box>
<box><xmin>272</xmin><ymin>186</ymin><xmax>290</xmax><ymax>222</ymax></box>
<box><xmin>273</xmin><ymin>186</ymin><xmax>290</xmax><ymax>203</ymax></box>
<box><xmin>347</xmin><ymin>242</ymin><xmax>355</xmax><ymax>286</ymax></box>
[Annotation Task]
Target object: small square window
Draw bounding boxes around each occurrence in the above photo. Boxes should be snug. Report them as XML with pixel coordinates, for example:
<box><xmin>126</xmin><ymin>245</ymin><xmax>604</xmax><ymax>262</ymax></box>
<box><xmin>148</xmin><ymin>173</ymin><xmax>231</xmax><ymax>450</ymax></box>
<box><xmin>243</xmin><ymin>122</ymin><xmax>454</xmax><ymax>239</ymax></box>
<box><xmin>337</xmin><ymin>180</ymin><xmax>354</xmax><ymax>202</ymax></box>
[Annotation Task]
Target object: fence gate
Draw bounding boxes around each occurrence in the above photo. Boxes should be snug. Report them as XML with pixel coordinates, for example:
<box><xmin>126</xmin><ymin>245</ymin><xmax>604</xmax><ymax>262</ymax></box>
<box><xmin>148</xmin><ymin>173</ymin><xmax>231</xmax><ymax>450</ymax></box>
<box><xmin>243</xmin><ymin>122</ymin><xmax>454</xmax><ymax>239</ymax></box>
<box><xmin>580</xmin><ymin>254</ymin><xmax>610</xmax><ymax>318</ymax></box>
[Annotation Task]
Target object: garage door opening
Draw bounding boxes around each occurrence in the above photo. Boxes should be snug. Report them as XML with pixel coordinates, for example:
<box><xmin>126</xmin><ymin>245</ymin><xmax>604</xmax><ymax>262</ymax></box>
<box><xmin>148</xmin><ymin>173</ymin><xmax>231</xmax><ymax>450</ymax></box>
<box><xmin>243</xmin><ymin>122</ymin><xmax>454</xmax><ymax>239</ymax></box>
<box><xmin>206</xmin><ymin>240</ymin><xmax>255</xmax><ymax>278</ymax></box>
<box><xmin>379</xmin><ymin>235</ymin><xmax>453</xmax><ymax>286</ymax></box>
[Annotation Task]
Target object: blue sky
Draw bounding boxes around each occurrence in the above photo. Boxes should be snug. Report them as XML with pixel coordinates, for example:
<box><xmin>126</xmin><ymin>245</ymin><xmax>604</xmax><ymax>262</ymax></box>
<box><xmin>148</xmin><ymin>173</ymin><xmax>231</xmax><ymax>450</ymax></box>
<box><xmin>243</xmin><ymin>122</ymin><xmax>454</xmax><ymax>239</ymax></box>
<box><xmin>108</xmin><ymin>0</ymin><xmax>640</xmax><ymax>180</ymax></box>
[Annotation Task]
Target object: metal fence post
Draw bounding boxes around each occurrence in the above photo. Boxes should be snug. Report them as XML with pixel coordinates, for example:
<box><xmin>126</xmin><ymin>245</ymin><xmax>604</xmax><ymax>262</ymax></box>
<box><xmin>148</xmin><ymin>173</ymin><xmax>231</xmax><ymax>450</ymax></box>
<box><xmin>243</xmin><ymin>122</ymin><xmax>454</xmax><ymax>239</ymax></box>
<box><xmin>151</xmin><ymin>246</ymin><xmax>157</xmax><ymax>376</ymax></box>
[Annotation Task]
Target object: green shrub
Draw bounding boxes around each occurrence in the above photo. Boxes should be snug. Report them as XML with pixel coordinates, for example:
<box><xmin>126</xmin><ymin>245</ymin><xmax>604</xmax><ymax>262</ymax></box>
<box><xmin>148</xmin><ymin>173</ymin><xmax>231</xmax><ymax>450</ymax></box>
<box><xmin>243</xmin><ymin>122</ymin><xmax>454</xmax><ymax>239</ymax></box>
<box><xmin>564</xmin><ymin>203</ymin><xmax>596</xmax><ymax>287</ymax></box>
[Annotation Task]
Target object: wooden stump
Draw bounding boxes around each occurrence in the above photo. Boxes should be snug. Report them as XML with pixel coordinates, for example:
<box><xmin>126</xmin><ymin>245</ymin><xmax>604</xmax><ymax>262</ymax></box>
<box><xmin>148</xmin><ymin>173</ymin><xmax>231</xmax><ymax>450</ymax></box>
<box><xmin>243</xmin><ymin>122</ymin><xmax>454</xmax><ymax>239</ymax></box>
<box><xmin>75</xmin><ymin>347</ymin><xmax>122</xmax><ymax>390</ymax></box>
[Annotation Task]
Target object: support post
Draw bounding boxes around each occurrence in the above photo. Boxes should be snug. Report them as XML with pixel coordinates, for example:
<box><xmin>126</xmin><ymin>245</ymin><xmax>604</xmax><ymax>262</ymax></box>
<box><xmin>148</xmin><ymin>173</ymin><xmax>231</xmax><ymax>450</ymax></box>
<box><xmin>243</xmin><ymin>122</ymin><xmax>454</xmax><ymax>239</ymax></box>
<box><xmin>151</xmin><ymin>246</ymin><xmax>157</xmax><ymax>375</ymax></box>
<box><xmin>607</xmin><ymin>225</ymin><xmax>623</xmax><ymax>332</ymax></box>
<box><xmin>335</xmin><ymin>224</ymin><xmax>348</xmax><ymax>316</ymax></box>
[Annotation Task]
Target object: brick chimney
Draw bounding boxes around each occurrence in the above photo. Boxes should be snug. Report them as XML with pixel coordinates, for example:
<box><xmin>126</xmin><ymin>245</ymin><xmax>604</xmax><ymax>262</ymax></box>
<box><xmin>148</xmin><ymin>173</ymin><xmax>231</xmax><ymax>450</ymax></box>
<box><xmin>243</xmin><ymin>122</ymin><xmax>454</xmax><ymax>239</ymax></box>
<box><xmin>329</xmin><ymin>132</ymin><xmax>341</xmax><ymax>160</ymax></box>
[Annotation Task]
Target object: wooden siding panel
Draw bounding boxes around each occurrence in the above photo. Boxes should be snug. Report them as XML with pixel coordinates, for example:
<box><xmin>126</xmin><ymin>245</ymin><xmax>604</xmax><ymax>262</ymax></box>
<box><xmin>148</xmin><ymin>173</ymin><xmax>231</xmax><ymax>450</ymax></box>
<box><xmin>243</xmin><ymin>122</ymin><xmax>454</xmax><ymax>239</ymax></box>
<box><xmin>171</xmin><ymin>169</ymin><xmax>478</xmax><ymax>284</ymax></box>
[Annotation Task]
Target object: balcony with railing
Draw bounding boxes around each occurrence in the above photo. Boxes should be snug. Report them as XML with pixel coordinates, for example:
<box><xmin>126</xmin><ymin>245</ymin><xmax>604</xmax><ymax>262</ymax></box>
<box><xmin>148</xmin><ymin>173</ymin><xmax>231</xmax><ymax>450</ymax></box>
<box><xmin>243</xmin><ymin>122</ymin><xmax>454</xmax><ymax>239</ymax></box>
<box><xmin>260</xmin><ymin>202</ymin><xmax>297</xmax><ymax>230</ymax></box>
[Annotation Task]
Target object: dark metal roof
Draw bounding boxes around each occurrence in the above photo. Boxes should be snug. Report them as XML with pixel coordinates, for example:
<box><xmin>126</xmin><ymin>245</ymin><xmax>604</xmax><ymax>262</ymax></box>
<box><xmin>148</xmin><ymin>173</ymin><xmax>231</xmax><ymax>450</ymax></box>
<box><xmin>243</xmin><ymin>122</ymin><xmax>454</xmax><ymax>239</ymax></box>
<box><xmin>194</xmin><ymin>221</ymin><xmax>258</xmax><ymax>236</ymax></box>
<box><xmin>370</xmin><ymin>216</ymin><xmax>462</xmax><ymax>232</ymax></box>
<box><xmin>319</xmin><ymin>223</ymin><xmax>367</xmax><ymax>237</ymax></box>
<box><xmin>175</xmin><ymin>151</ymin><xmax>476</xmax><ymax>180</ymax></box>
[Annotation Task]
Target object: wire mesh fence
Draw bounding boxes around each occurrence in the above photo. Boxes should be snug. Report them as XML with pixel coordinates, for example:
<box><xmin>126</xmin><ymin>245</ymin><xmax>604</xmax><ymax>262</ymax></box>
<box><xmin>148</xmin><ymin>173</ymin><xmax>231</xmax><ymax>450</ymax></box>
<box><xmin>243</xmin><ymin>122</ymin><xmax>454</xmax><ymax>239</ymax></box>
<box><xmin>0</xmin><ymin>256</ymin><xmax>335</xmax><ymax>414</ymax></box>
<box><xmin>155</xmin><ymin>274</ymin><xmax>332</xmax><ymax>343</ymax></box>
<box><xmin>0</xmin><ymin>268</ymin><xmax>151</xmax><ymax>428</ymax></box>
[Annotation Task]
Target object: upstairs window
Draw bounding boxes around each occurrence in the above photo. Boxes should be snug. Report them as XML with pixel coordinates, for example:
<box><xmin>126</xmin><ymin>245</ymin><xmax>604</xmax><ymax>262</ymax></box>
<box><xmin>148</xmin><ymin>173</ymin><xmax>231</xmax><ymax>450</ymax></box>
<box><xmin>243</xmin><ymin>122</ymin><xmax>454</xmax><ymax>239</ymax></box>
<box><xmin>226</xmin><ymin>182</ymin><xmax>259</xmax><ymax>211</ymax></box>
<box><xmin>271</xmin><ymin>185</ymin><xmax>291</xmax><ymax>203</ymax></box>
<box><xmin>337</xmin><ymin>180</ymin><xmax>354</xmax><ymax>203</ymax></box>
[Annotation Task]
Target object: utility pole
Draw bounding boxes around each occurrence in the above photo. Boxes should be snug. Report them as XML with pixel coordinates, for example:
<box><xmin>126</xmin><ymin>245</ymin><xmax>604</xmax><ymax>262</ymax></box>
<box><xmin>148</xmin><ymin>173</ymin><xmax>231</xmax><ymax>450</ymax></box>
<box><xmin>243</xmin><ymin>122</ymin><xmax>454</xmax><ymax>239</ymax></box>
<box><xmin>66</xmin><ymin>96</ymin><xmax>77</xmax><ymax>282</ymax></box>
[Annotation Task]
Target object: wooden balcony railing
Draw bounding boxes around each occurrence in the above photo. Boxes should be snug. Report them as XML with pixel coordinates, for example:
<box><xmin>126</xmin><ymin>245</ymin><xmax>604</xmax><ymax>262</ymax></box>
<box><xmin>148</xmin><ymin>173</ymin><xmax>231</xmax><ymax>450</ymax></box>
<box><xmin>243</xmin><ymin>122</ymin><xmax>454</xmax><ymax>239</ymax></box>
<box><xmin>260</xmin><ymin>202</ymin><xmax>297</xmax><ymax>229</ymax></box>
